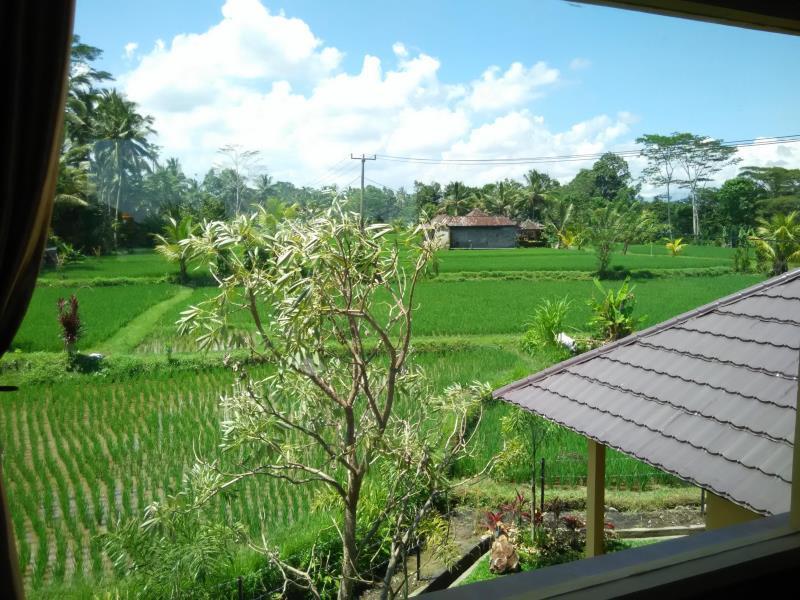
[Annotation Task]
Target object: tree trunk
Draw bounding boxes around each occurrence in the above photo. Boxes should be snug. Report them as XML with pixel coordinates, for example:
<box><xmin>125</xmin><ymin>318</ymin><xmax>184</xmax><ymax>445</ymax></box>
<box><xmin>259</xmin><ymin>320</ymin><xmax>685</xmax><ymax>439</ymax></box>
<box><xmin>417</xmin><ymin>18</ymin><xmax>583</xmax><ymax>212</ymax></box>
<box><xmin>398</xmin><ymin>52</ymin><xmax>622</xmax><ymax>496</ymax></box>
<box><xmin>114</xmin><ymin>152</ymin><xmax>123</xmax><ymax>250</ymax></box>
<box><xmin>665</xmin><ymin>181</ymin><xmax>672</xmax><ymax>239</ymax></box>
<box><xmin>339</xmin><ymin>472</ymin><xmax>362</xmax><ymax>600</ymax></box>
<box><xmin>691</xmin><ymin>189</ymin><xmax>700</xmax><ymax>241</ymax></box>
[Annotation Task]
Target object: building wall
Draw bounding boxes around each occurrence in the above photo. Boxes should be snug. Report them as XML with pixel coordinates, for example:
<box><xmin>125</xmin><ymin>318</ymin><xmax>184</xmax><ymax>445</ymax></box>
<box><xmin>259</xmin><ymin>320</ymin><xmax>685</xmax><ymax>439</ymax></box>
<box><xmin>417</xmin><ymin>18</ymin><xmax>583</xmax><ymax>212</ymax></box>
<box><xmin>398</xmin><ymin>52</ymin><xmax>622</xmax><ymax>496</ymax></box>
<box><xmin>705</xmin><ymin>491</ymin><xmax>762</xmax><ymax>530</ymax></box>
<box><xmin>450</xmin><ymin>226</ymin><xmax>517</xmax><ymax>249</ymax></box>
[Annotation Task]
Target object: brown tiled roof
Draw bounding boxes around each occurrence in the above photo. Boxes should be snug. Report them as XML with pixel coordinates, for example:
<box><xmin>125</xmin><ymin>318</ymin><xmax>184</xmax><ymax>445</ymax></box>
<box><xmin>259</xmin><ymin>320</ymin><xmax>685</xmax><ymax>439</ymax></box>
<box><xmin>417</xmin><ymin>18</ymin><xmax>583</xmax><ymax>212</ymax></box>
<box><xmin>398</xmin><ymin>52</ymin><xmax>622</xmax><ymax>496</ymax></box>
<box><xmin>430</xmin><ymin>209</ymin><xmax>517</xmax><ymax>227</ymax></box>
<box><xmin>494</xmin><ymin>270</ymin><xmax>800</xmax><ymax>516</ymax></box>
<box><xmin>519</xmin><ymin>219</ymin><xmax>545</xmax><ymax>230</ymax></box>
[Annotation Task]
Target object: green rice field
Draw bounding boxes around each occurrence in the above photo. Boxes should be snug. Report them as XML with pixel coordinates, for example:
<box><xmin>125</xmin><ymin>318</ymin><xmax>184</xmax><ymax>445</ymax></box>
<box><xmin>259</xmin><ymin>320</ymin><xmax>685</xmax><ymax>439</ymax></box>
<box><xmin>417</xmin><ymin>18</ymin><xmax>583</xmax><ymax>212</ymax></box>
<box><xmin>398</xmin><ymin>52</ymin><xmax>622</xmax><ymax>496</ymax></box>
<box><xmin>0</xmin><ymin>246</ymin><xmax>767</xmax><ymax>596</ymax></box>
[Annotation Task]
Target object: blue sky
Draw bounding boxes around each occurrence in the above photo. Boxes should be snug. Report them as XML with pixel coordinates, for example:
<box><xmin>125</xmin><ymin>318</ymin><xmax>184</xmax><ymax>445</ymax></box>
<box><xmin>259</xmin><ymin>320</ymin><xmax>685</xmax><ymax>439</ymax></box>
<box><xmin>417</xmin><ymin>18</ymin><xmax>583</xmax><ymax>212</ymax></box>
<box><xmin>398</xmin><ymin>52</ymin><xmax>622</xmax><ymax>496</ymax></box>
<box><xmin>74</xmin><ymin>0</ymin><xmax>800</xmax><ymax>190</ymax></box>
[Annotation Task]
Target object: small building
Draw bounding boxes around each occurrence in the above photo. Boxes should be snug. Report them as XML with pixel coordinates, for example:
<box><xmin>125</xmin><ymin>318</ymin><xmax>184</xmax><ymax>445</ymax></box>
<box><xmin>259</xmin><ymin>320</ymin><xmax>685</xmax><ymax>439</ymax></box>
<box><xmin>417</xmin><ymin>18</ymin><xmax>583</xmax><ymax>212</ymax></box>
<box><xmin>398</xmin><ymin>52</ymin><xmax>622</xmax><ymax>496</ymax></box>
<box><xmin>494</xmin><ymin>269</ymin><xmax>800</xmax><ymax>555</ymax></box>
<box><xmin>518</xmin><ymin>219</ymin><xmax>546</xmax><ymax>246</ymax></box>
<box><xmin>426</xmin><ymin>209</ymin><xmax>518</xmax><ymax>249</ymax></box>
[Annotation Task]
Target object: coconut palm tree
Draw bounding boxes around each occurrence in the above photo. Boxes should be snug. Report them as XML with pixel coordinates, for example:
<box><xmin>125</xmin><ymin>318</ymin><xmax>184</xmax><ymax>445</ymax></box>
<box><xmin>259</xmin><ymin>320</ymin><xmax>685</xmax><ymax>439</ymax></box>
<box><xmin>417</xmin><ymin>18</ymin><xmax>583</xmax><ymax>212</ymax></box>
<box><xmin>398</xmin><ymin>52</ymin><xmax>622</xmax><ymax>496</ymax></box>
<box><xmin>520</xmin><ymin>169</ymin><xmax>559</xmax><ymax>221</ymax></box>
<box><xmin>481</xmin><ymin>179</ymin><xmax>522</xmax><ymax>217</ymax></box>
<box><xmin>92</xmin><ymin>89</ymin><xmax>156</xmax><ymax>247</ymax></box>
<box><xmin>544</xmin><ymin>197</ymin><xmax>574</xmax><ymax>248</ymax></box>
<box><xmin>751</xmin><ymin>212</ymin><xmax>800</xmax><ymax>275</ymax></box>
<box><xmin>440</xmin><ymin>181</ymin><xmax>474</xmax><ymax>216</ymax></box>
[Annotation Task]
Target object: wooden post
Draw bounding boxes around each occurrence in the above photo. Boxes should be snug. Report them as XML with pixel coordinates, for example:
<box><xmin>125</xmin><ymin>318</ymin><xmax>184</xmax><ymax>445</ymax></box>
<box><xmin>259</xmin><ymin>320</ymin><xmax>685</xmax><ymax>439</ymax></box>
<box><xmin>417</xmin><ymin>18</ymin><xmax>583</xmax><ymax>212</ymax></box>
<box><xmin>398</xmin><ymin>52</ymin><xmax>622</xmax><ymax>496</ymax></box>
<box><xmin>586</xmin><ymin>439</ymin><xmax>606</xmax><ymax>557</ymax></box>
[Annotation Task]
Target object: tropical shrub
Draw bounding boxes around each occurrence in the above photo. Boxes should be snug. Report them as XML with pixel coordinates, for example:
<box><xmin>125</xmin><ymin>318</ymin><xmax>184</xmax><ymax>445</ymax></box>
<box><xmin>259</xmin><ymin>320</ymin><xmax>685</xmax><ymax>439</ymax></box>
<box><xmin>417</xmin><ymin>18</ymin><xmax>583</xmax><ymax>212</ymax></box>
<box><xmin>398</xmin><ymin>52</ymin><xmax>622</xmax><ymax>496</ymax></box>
<box><xmin>153</xmin><ymin>216</ymin><xmax>197</xmax><ymax>282</ymax></box>
<box><xmin>521</xmin><ymin>297</ymin><xmax>572</xmax><ymax>354</ymax></box>
<box><xmin>732</xmin><ymin>230</ymin><xmax>755</xmax><ymax>273</ymax></box>
<box><xmin>665</xmin><ymin>238</ymin><xmax>687</xmax><ymax>256</ymax></box>
<box><xmin>588</xmin><ymin>278</ymin><xmax>642</xmax><ymax>342</ymax></box>
<box><xmin>56</xmin><ymin>295</ymin><xmax>81</xmax><ymax>357</ymax></box>
<box><xmin>751</xmin><ymin>211</ymin><xmax>800</xmax><ymax>275</ymax></box>
<box><xmin>586</xmin><ymin>205</ymin><xmax>622</xmax><ymax>275</ymax></box>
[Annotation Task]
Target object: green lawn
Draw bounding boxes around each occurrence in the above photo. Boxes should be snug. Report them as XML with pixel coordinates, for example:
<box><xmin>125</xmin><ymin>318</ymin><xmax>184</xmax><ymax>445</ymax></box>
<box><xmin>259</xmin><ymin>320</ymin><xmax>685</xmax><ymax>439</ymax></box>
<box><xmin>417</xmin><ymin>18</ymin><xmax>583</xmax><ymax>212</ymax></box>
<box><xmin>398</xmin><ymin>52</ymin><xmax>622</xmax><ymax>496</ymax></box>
<box><xmin>10</xmin><ymin>284</ymin><xmax>181</xmax><ymax>352</ymax></box>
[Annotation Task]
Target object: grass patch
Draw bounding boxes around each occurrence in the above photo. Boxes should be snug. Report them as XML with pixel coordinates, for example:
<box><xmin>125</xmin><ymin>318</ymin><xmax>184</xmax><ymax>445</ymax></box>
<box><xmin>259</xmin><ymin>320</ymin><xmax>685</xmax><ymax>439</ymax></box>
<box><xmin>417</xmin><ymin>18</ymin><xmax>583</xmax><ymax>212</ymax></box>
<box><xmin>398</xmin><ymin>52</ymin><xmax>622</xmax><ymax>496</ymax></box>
<box><xmin>10</xmin><ymin>284</ymin><xmax>181</xmax><ymax>352</ymax></box>
<box><xmin>39</xmin><ymin>251</ymin><xmax>177</xmax><ymax>280</ymax></box>
<box><xmin>455</xmin><ymin>480</ymin><xmax>701</xmax><ymax>513</ymax></box>
<box><xmin>136</xmin><ymin>274</ymin><xmax>764</xmax><ymax>352</ymax></box>
<box><xmin>436</xmin><ymin>247</ymin><xmax>732</xmax><ymax>274</ymax></box>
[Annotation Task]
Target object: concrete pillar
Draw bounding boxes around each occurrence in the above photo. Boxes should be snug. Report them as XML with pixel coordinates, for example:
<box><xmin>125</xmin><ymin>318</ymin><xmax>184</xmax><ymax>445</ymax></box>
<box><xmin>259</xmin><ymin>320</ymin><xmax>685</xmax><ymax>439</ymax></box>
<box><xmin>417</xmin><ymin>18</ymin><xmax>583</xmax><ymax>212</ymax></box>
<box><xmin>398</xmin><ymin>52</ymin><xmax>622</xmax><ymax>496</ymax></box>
<box><xmin>586</xmin><ymin>439</ymin><xmax>606</xmax><ymax>557</ymax></box>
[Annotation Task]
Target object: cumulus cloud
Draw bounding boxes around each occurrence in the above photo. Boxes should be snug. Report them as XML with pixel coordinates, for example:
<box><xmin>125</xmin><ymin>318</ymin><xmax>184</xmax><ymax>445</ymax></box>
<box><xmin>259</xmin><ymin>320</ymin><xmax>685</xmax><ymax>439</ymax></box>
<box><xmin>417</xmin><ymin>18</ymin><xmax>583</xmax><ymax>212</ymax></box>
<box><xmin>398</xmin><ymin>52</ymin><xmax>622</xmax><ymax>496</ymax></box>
<box><xmin>464</xmin><ymin>61</ymin><xmax>560</xmax><ymax>112</ymax></box>
<box><xmin>119</xmin><ymin>0</ymin><xmax>792</xmax><ymax>191</ymax></box>
<box><xmin>122</xmin><ymin>0</ymin><xmax>342</xmax><ymax>112</ymax></box>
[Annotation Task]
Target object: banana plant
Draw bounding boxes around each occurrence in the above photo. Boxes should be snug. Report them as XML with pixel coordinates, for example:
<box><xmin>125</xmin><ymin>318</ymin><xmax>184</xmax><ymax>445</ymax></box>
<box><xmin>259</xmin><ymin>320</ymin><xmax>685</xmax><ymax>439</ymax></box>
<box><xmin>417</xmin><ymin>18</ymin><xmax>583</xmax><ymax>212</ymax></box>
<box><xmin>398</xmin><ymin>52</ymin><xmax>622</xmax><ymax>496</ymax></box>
<box><xmin>665</xmin><ymin>237</ymin><xmax>687</xmax><ymax>256</ymax></box>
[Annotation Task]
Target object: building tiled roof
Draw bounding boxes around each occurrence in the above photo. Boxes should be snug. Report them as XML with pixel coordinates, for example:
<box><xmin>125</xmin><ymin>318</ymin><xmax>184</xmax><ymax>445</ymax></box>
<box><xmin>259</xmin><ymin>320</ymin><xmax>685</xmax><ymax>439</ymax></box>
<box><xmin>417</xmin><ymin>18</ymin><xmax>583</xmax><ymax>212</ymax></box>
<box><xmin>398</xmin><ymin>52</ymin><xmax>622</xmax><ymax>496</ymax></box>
<box><xmin>519</xmin><ymin>219</ymin><xmax>545</xmax><ymax>230</ymax></box>
<box><xmin>430</xmin><ymin>209</ymin><xmax>517</xmax><ymax>228</ymax></box>
<box><xmin>494</xmin><ymin>270</ymin><xmax>800</xmax><ymax>516</ymax></box>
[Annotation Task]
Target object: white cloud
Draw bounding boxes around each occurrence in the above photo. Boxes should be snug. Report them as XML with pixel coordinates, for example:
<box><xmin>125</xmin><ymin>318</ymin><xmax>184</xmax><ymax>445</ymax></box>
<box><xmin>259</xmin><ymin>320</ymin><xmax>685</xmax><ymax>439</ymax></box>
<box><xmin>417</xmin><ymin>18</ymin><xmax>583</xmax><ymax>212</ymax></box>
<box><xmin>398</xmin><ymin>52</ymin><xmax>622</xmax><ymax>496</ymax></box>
<box><xmin>122</xmin><ymin>42</ymin><xmax>139</xmax><ymax>60</ymax></box>
<box><xmin>569</xmin><ymin>57</ymin><xmax>591</xmax><ymax>70</ymax></box>
<box><xmin>122</xmin><ymin>0</ymin><xmax>342</xmax><ymax>112</ymax></box>
<box><xmin>120</xmin><ymin>0</ymin><xmax>798</xmax><ymax>192</ymax></box>
<box><xmin>392</xmin><ymin>42</ymin><xmax>408</xmax><ymax>59</ymax></box>
<box><xmin>464</xmin><ymin>61</ymin><xmax>559</xmax><ymax>112</ymax></box>
<box><xmin>123</xmin><ymin>42</ymin><xmax>138</xmax><ymax>60</ymax></box>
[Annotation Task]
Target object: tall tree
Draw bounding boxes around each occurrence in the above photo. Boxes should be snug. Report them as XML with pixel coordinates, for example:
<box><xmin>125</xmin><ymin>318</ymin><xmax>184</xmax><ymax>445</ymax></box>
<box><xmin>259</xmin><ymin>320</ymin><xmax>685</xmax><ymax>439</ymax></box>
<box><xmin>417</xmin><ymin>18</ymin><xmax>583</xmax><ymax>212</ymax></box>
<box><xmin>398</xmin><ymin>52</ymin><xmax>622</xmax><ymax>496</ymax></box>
<box><xmin>739</xmin><ymin>166</ymin><xmax>800</xmax><ymax>198</ymax></box>
<box><xmin>440</xmin><ymin>181</ymin><xmax>475</xmax><ymax>216</ymax></box>
<box><xmin>717</xmin><ymin>177</ymin><xmax>759</xmax><ymax>246</ymax></box>
<box><xmin>413</xmin><ymin>181</ymin><xmax>442</xmax><ymax>218</ymax></box>
<box><xmin>591</xmin><ymin>152</ymin><xmax>633</xmax><ymax>202</ymax></box>
<box><xmin>674</xmin><ymin>134</ymin><xmax>740</xmax><ymax>240</ymax></box>
<box><xmin>214</xmin><ymin>144</ymin><xmax>261</xmax><ymax>215</ymax></box>
<box><xmin>139</xmin><ymin>158</ymin><xmax>190</xmax><ymax>219</ymax></box>
<box><xmin>481</xmin><ymin>179</ymin><xmax>522</xmax><ymax>217</ymax></box>
<box><xmin>92</xmin><ymin>89</ymin><xmax>156</xmax><ymax>247</ymax></box>
<box><xmin>637</xmin><ymin>133</ymin><xmax>684</xmax><ymax>237</ymax></box>
<box><xmin>521</xmin><ymin>169</ymin><xmax>559</xmax><ymax>221</ymax></box>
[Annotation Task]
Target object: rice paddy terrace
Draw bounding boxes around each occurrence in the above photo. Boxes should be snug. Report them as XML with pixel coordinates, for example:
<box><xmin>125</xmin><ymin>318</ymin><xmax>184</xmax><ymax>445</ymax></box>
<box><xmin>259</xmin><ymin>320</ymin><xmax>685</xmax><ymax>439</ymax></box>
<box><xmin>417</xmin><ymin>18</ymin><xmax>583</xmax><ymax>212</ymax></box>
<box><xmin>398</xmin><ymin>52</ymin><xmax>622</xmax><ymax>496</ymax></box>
<box><xmin>0</xmin><ymin>245</ymin><xmax>764</xmax><ymax>596</ymax></box>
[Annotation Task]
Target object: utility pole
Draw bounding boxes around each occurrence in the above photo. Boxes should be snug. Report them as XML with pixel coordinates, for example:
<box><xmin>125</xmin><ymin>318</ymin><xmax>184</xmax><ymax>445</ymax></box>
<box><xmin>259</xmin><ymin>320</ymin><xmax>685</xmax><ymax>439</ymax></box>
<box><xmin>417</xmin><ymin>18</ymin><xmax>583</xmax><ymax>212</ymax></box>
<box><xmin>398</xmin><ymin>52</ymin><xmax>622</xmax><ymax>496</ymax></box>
<box><xmin>351</xmin><ymin>153</ymin><xmax>376</xmax><ymax>229</ymax></box>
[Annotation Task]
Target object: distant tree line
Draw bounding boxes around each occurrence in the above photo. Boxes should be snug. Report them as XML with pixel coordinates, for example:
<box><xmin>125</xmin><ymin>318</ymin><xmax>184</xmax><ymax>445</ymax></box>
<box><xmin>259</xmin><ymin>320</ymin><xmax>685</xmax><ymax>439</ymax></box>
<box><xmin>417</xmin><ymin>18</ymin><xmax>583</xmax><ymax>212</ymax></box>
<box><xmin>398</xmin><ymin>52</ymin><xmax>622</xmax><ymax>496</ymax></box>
<box><xmin>53</xmin><ymin>38</ymin><xmax>800</xmax><ymax>264</ymax></box>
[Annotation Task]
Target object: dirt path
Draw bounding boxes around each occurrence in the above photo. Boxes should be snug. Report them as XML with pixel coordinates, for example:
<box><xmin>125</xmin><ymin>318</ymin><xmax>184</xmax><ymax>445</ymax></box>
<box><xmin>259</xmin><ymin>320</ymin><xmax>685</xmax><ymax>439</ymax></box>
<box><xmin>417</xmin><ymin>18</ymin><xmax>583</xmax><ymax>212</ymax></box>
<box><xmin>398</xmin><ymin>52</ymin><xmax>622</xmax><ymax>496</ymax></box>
<box><xmin>93</xmin><ymin>287</ymin><xmax>192</xmax><ymax>355</ymax></box>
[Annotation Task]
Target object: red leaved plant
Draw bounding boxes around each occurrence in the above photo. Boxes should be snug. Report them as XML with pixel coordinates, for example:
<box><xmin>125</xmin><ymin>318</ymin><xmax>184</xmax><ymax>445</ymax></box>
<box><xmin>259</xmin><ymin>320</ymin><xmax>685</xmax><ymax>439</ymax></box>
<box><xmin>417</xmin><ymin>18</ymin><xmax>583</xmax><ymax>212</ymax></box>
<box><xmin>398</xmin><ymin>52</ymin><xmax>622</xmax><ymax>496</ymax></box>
<box><xmin>57</xmin><ymin>295</ymin><xmax>81</xmax><ymax>354</ymax></box>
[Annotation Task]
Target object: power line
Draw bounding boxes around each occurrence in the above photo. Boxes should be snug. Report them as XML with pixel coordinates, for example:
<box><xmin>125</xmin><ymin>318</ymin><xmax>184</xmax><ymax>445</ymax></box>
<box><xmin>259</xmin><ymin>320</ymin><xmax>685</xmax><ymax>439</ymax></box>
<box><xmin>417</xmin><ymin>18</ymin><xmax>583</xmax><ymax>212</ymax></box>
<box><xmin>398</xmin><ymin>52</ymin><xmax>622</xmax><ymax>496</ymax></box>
<box><xmin>374</xmin><ymin>134</ymin><xmax>800</xmax><ymax>166</ymax></box>
<box><xmin>305</xmin><ymin>156</ymin><xmax>352</xmax><ymax>189</ymax></box>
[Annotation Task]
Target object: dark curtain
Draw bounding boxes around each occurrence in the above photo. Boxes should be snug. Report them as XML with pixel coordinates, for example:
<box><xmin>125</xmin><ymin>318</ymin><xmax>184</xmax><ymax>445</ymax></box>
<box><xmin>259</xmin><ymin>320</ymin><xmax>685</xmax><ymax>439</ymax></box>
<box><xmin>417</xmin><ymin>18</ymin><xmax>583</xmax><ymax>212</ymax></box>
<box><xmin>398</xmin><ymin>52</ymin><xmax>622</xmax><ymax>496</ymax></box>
<box><xmin>0</xmin><ymin>1</ymin><xmax>75</xmax><ymax>597</ymax></box>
